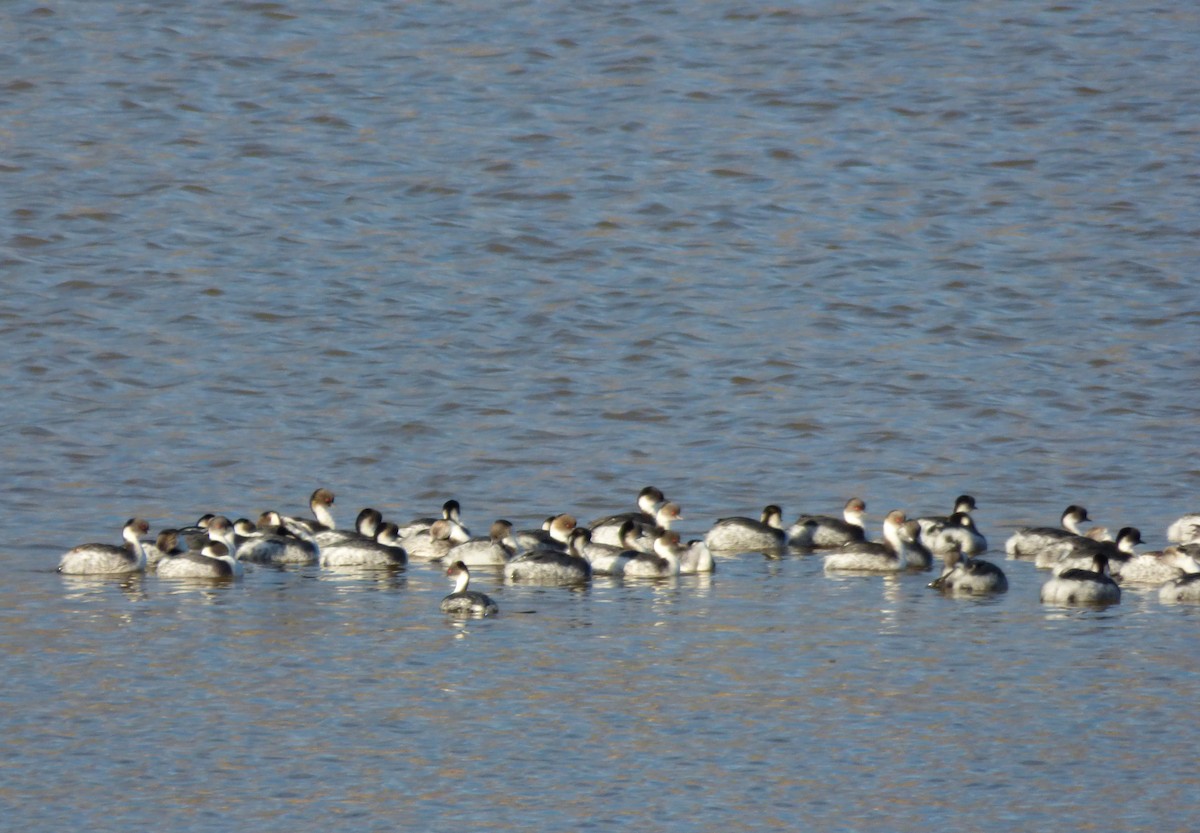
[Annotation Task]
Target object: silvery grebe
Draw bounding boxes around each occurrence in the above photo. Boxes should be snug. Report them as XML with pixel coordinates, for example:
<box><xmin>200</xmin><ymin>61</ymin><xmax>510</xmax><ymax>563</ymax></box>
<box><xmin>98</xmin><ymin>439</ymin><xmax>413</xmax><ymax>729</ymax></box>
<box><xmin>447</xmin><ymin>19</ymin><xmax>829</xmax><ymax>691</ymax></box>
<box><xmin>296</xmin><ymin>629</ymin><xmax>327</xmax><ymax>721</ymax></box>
<box><xmin>703</xmin><ymin>505</ymin><xmax>787</xmax><ymax>552</ymax></box>
<box><xmin>823</xmin><ymin>511</ymin><xmax>925</xmax><ymax>572</ymax></box>
<box><xmin>443</xmin><ymin>520</ymin><xmax>518</xmax><ymax>567</ymax></box>
<box><xmin>789</xmin><ymin>498</ymin><xmax>867</xmax><ymax>548</ymax></box>
<box><xmin>441</xmin><ymin>561</ymin><xmax>498</xmax><ymax>616</ymax></box>
<box><xmin>1039</xmin><ymin>553</ymin><xmax>1120</xmax><ymax>605</ymax></box>
<box><xmin>928</xmin><ymin>545</ymin><xmax>1007</xmax><ymax>595</ymax></box>
<box><xmin>58</xmin><ymin>518</ymin><xmax>150</xmax><ymax>575</ymax></box>
<box><xmin>1005</xmin><ymin>505</ymin><xmax>1092</xmax><ymax>559</ymax></box>
<box><xmin>158</xmin><ymin>541</ymin><xmax>244</xmax><ymax>579</ymax></box>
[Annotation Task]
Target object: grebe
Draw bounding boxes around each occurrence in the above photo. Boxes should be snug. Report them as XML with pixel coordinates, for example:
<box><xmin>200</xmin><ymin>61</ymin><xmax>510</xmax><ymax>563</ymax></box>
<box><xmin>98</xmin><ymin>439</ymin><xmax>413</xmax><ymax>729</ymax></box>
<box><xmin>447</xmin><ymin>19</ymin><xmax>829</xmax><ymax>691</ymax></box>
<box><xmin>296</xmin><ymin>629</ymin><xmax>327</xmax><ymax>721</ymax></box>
<box><xmin>157</xmin><ymin>541</ymin><xmax>244</xmax><ymax>579</ymax></box>
<box><xmin>176</xmin><ymin>514</ymin><xmax>215</xmax><ymax>550</ymax></box>
<box><xmin>504</xmin><ymin>545</ymin><xmax>591</xmax><ymax>585</ymax></box>
<box><xmin>1039</xmin><ymin>553</ymin><xmax>1120</xmax><ymax>605</ymax></box>
<box><xmin>1037</xmin><ymin>527</ymin><xmax>1141</xmax><ymax>572</ymax></box>
<box><xmin>703</xmin><ymin>505</ymin><xmax>787</xmax><ymax>552</ymax></box>
<box><xmin>285</xmin><ymin>488</ymin><xmax>338</xmax><ymax>533</ymax></box>
<box><xmin>789</xmin><ymin>498</ymin><xmax>867</xmax><ymax>548</ymax></box>
<box><xmin>440</xmin><ymin>561</ymin><xmax>498</xmax><ymax>616</ymax></box>
<box><xmin>58</xmin><ymin>518</ymin><xmax>150</xmax><ymax>575</ymax></box>
<box><xmin>231</xmin><ymin>517</ymin><xmax>304</xmax><ymax>565</ymax></box>
<box><xmin>514</xmin><ymin>514</ymin><xmax>577</xmax><ymax>552</ymax></box>
<box><xmin>1005</xmin><ymin>505</ymin><xmax>1092</xmax><ymax>559</ymax></box>
<box><xmin>823</xmin><ymin>511</ymin><xmax>926</xmax><ymax>572</ymax></box>
<box><xmin>400</xmin><ymin>519</ymin><xmax>470</xmax><ymax>562</ymax></box>
<box><xmin>1159</xmin><ymin>570</ymin><xmax>1200</xmax><ymax>602</ymax></box>
<box><xmin>678</xmin><ymin>538</ymin><xmax>715</xmax><ymax>574</ymax></box>
<box><xmin>1116</xmin><ymin>545</ymin><xmax>1200</xmax><ymax>585</ymax></box>
<box><xmin>608</xmin><ymin>502</ymin><xmax>683</xmax><ymax>552</ymax></box>
<box><xmin>203</xmin><ymin>516</ymin><xmax>240</xmax><ymax>560</ymax></box>
<box><xmin>588</xmin><ymin>486</ymin><xmax>665</xmax><ymax>540</ymax></box>
<box><xmin>144</xmin><ymin>528</ymin><xmax>189</xmax><ymax>568</ymax></box>
<box><xmin>620</xmin><ymin>531</ymin><xmax>683</xmax><ymax>578</ymax></box>
<box><xmin>443</xmin><ymin>520</ymin><xmax>517</xmax><ymax>567</ymax></box>
<box><xmin>919</xmin><ymin>512</ymin><xmax>987</xmax><ymax>556</ymax></box>
<box><xmin>313</xmin><ymin>508</ymin><xmax>407</xmax><ymax>568</ymax></box>
<box><xmin>1166</xmin><ymin>513</ymin><xmax>1200</xmax><ymax>544</ymax></box>
<box><xmin>241</xmin><ymin>511</ymin><xmax>321</xmax><ymax>564</ymax></box>
<box><xmin>567</xmin><ymin>526</ymin><xmax>635</xmax><ymax>575</ymax></box>
<box><xmin>928</xmin><ymin>545</ymin><xmax>1008</xmax><ymax>595</ymax></box>
<box><xmin>320</xmin><ymin>531</ymin><xmax>407</xmax><ymax>568</ymax></box>
<box><xmin>915</xmin><ymin>495</ymin><xmax>978</xmax><ymax>535</ymax></box>
<box><xmin>398</xmin><ymin>500</ymin><xmax>467</xmax><ymax>538</ymax></box>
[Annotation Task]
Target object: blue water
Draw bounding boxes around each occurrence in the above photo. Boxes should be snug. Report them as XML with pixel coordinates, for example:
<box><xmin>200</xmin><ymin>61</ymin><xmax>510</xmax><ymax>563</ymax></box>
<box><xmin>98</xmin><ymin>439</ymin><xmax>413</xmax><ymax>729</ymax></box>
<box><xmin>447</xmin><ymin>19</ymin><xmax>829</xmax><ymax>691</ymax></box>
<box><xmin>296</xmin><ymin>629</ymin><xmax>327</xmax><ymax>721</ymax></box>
<box><xmin>3</xmin><ymin>1</ymin><xmax>1200</xmax><ymax>830</ymax></box>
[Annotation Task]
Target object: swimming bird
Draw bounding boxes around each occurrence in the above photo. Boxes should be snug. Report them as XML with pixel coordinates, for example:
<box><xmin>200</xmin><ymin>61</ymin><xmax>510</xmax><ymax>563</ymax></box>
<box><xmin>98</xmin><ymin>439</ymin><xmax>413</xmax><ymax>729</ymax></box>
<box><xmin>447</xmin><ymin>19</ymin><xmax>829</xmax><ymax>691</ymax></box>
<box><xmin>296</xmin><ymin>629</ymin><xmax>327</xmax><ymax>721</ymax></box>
<box><xmin>393</xmin><ymin>518</ymin><xmax>468</xmax><ymax>562</ymax></box>
<box><xmin>307</xmin><ymin>507</ymin><xmax>407</xmax><ymax>568</ymax></box>
<box><xmin>915</xmin><ymin>494</ymin><xmax>978</xmax><ymax>534</ymax></box>
<box><xmin>398</xmin><ymin>499</ymin><xmax>467</xmax><ymax>538</ymax></box>
<box><xmin>567</xmin><ymin>526</ymin><xmax>635</xmax><ymax>576</ymax></box>
<box><xmin>588</xmin><ymin>486</ymin><xmax>666</xmax><ymax>542</ymax></box>
<box><xmin>928</xmin><ymin>545</ymin><xmax>1008</xmax><ymax>595</ymax></box>
<box><xmin>789</xmin><ymin>498</ymin><xmax>867</xmax><ymax>548</ymax></box>
<box><xmin>1037</xmin><ymin>527</ymin><xmax>1142</xmax><ymax>572</ymax></box>
<box><xmin>703</xmin><ymin>504</ymin><xmax>788</xmax><ymax>552</ymax></box>
<box><xmin>919</xmin><ymin>511</ymin><xmax>988</xmax><ymax>556</ymax></box>
<box><xmin>157</xmin><ymin>541</ymin><xmax>244</xmax><ymax>579</ymax></box>
<box><xmin>1167</xmin><ymin>513</ymin><xmax>1200</xmax><ymax>544</ymax></box>
<box><xmin>504</xmin><ymin>545</ymin><xmax>591</xmax><ymax>584</ymax></box>
<box><xmin>176</xmin><ymin>514</ymin><xmax>215</xmax><ymax>550</ymax></box>
<box><xmin>1005</xmin><ymin>505</ymin><xmax>1093</xmax><ymax>559</ymax></box>
<box><xmin>678</xmin><ymin>538</ymin><xmax>715</xmax><ymax>574</ymax></box>
<box><xmin>144</xmin><ymin>528</ymin><xmax>190</xmax><ymax>569</ymax></box>
<box><xmin>514</xmin><ymin>514</ymin><xmax>577</xmax><ymax>553</ymax></box>
<box><xmin>440</xmin><ymin>561</ymin><xmax>498</xmax><ymax>616</ymax></box>
<box><xmin>285</xmin><ymin>488</ymin><xmax>339</xmax><ymax>533</ymax></box>
<box><xmin>1039</xmin><ymin>553</ymin><xmax>1120</xmax><ymax>605</ymax></box>
<box><xmin>443</xmin><ymin>520</ymin><xmax>518</xmax><ymax>567</ymax></box>
<box><xmin>58</xmin><ymin>518</ymin><xmax>150</xmax><ymax>575</ymax></box>
<box><xmin>240</xmin><ymin>511</ymin><xmax>321</xmax><ymax>564</ymax></box>
<box><xmin>620</xmin><ymin>531</ymin><xmax>683</xmax><ymax>578</ymax></box>
<box><xmin>1116</xmin><ymin>545</ymin><xmax>1200</xmax><ymax>585</ymax></box>
<box><xmin>823</xmin><ymin>511</ymin><xmax>927</xmax><ymax>572</ymax></box>
<box><xmin>203</xmin><ymin>516</ymin><xmax>241</xmax><ymax>560</ymax></box>
<box><xmin>320</xmin><ymin>530</ymin><xmax>407</xmax><ymax>568</ymax></box>
<box><xmin>1159</xmin><ymin>570</ymin><xmax>1200</xmax><ymax>602</ymax></box>
<box><xmin>609</xmin><ymin>502</ymin><xmax>683</xmax><ymax>552</ymax></box>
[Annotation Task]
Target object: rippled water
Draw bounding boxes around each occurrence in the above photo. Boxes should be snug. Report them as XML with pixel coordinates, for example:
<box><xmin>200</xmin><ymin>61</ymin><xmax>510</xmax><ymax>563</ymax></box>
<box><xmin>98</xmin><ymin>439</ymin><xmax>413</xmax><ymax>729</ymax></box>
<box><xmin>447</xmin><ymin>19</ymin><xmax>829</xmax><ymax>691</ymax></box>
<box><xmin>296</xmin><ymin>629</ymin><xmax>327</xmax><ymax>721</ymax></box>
<box><xmin>4</xmin><ymin>1</ymin><xmax>1200</xmax><ymax>830</ymax></box>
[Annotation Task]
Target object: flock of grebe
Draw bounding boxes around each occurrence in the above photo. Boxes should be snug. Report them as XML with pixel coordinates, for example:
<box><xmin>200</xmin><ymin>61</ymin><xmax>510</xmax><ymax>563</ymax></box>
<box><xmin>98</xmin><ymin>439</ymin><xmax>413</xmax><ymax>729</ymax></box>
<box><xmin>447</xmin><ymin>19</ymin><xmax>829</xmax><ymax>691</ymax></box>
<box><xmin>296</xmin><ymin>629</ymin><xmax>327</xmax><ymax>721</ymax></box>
<box><xmin>56</xmin><ymin>487</ymin><xmax>1200</xmax><ymax>615</ymax></box>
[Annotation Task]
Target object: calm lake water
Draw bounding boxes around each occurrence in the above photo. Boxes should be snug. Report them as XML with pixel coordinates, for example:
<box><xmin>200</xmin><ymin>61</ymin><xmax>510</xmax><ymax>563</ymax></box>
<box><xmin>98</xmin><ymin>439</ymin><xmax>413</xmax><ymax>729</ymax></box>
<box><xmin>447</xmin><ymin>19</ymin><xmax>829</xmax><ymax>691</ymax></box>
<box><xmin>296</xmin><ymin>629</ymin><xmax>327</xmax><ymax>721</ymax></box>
<box><xmin>3</xmin><ymin>1</ymin><xmax>1200</xmax><ymax>830</ymax></box>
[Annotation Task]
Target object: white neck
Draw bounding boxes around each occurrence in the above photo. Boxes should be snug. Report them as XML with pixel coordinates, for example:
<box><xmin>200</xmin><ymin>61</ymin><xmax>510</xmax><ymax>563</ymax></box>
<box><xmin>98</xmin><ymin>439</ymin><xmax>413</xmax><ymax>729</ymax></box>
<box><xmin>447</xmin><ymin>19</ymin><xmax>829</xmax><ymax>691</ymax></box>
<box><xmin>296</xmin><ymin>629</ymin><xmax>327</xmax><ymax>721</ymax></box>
<box><xmin>283</xmin><ymin>519</ymin><xmax>318</xmax><ymax>546</ymax></box>
<box><xmin>123</xmin><ymin>524</ymin><xmax>143</xmax><ymax>547</ymax></box>
<box><xmin>209</xmin><ymin>527</ymin><xmax>237</xmax><ymax>555</ymax></box>
<box><xmin>883</xmin><ymin>520</ymin><xmax>902</xmax><ymax>551</ymax></box>
<box><xmin>653</xmin><ymin>538</ymin><xmax>681</xmax><ymax>568</ymax></box>
<box><xmin>453</xmin><ymin>570</ymin><xmax>470</xmax><ymax>594</ymax></box>
<box><xmin>206</xmin><ymin>547</ymin><xmax>244</xmax><ymax>576</ymax></box>
<box><xmin>313</xmin><ymin>500</ymin><xmax>336</xmax><ymax>529</ymax></box>
<box><xmin>358</xmin><ymin>513</ymin><xmax>379</xmax><ymax>537</ymax></box>
<box><xmin>129</xmin><ymin>538</ymin><xmax>148</xmax><ymax>569</ymax></box>
<box><xmin>447</xmin><ymin>521</ymin><xmax>471</xmax><ymax>544</ymax></box>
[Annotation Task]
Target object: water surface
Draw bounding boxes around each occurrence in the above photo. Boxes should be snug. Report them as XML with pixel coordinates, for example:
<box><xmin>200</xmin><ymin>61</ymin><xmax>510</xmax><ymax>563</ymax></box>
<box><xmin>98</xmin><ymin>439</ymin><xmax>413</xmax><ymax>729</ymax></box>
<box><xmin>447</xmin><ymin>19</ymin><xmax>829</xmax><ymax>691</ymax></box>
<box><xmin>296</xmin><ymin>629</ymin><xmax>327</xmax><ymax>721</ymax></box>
<box><xmin>3</xmin><ymin>1</ymin><xmax>1200</xmax><ymax>830</ymax></box>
